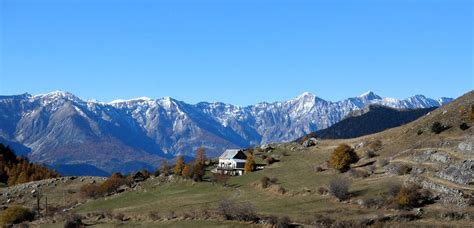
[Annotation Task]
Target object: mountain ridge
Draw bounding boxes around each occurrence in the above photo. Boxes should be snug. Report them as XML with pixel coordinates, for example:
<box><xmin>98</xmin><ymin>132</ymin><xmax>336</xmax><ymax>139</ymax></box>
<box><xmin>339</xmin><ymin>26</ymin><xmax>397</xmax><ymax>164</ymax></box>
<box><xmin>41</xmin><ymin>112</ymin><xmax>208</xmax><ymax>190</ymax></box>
<box><xmin>0</xmin><ymin>90</ymin><xmax>452</xmax><ymax>174</ymax></box>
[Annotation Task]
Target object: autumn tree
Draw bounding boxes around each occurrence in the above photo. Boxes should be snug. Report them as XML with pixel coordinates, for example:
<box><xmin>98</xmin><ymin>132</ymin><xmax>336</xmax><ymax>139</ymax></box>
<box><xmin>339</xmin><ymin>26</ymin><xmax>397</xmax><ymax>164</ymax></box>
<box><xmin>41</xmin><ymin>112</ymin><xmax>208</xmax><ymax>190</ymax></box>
<box><xmin>193</xmin><ymin>147</ymin><xmax>206</xmax><ymax>181</ymax></box>
<box><xmin>159</xmin><ymin>160</ymin><xmax>170</xmax><ymax>176</ymax></box>
<box><xmin>244</xmin><ymin>151</ymin><xmax>255</xmax><ymax>174</ymax></box>
<box><xmin>195</xmin><ymin>147</ymin><xmax>206</xmax><ymax>165</ymax></box>
<box><xmin>329</xmin><ymin>144</ymin><xmax>359</xmax><ymax>172</ymax></box>
<box><xmin>0</xmin><ymin>144</ymin><xmax>58</xmax><ymax>186</ymax></box>
<box><xmin>182</xmin><ymin>164</ymin><xmax>193</xmax><ymax>178</ymax></box>
<box><xmin>174</xmin><ymin>155</ymin><xmax>185</xmax><ymax>176</ymax></box>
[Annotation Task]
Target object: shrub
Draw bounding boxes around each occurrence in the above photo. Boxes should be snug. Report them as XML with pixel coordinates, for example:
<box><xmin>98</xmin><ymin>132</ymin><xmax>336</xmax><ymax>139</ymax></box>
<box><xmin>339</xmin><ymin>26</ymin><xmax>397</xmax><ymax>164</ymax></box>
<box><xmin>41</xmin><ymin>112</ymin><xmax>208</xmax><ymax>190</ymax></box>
<box><xmin>308</xmin><ymin>214</ymin><xmax>335</xmax><ymax>227</ymax></box>
<box><xmin>261</xmin><ymin>176</ymin><xmax>270</xmax><ymax>188</ymax></box>
<box><xmin>217</xmin><ymin>199</ymin><xmax>258</xmax><ymax>222</ymax></box>
<box><xmin>367</xmin><ymin>139</ymin><xmax>382</xmax><ymax>151</ymax></box>
<box><xmin>431</xmin><ymin>121</ymin><xmax>448</xmax><ymax>134</ymax></box>
<box><xmin>148</xmin><ymin>211</ymin><xmax>161</xmax><ymax>221</ymax></box>
<box><xmin>358</xmin><ymin>197</ymin><xmax>385</xmax><ymax>209</ymax></box>
<box><xmin>328</xmin><ymin>177</ymin><xmax>350</xmax><ymax>201</ymax></box>
<box><xmin>417</xmin><ymin>129</ymin><xmax>423</xmax><ymax>135</ymax></box>
<box><xmin>0</xmin><ymin>206</ymin><xmax>34</xmax><ymax>226</ymax></box>
<box><xmin>391</xmin><ymin>184</ymin><xmax>433</xmax><ymax>209</ymax></box>
<box><xmin>385</xmin><ymin>163</ymin><xmax>411</xmax><ymax>175</ymax></box>
<box><xmin>439</xmin><ymin>211</ymin><xmax>466</xmax><ymax>221</ymax></box>
<box><xmin>459</xmin><ymin>123</ymin><xmax>470</xmax><ymax>130</ymax></box>
<box><xmin>260</xmin><ymin>176</ymin><xmax>278</xmax><ymax>189</ymax></box>
<box><xmin>314</xmin><ymin>165</ymin><xmax>324</xmax><ymax>172</ymax></box>
<box><xmin>80</xmin><ymin>183</ymin><xmax>101</xmax><ymax>198</ymax></box>
<box><xmin>100</xmin><ymin>173</ymin><xmax>130</xmax><ymax>195</ymax></box>
<box><xmin>317</xmin><ymin>186</ymin><xmax>329</xmax><ymax>195</ymax></box>
<box><xmin>387</xmin><ymin>183</ymin><xmax>401</xmax><ymax>198</ymax></box>
<box><xmin>266</xmin><ymin>216</ymin><xmax>291</xmax><ymax>228</ymax></box>
<box><xmin>64</xmin><ymin>214</ymin><xmax>84</xmax><ymax>228</ymax></box>
<box><xmin>80</xmin><ymin>173</ymin><xmax>130</xmax><ymax>198</ymax></box>
<box><xmin>377</xmin><ymin>159</ymin><xmax>389</xmax><ymax>167</ymax></box>
<box><xmin>329</xmin><ymin>144</ymin><xmax>359</xmax><ymax>172</ymax></box>
<box><xmin>114</xmin><ymin>213</ymin><xmax>125</xmax><ymax>222</ymax></box>
<box><xmin>365</xmin><ymin>150</ymin><xmax>377</xmax><ymax>158</ymax></box>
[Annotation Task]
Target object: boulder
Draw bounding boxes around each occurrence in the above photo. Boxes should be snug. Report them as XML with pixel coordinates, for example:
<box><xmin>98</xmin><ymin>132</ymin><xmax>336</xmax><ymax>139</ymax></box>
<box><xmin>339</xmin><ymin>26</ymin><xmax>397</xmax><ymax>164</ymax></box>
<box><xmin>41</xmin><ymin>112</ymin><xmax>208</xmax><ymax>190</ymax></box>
<box><xmin>302</xmin><ymin>138</ymin><xmax>318</xmax><ymax>147</ymax></box>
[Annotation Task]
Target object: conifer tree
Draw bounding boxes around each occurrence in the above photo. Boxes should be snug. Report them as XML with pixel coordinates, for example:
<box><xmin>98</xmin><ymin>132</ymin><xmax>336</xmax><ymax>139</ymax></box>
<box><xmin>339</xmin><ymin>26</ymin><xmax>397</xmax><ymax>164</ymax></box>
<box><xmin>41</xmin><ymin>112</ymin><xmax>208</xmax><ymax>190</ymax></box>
<box><xmin>244</xmin><ymin>151</ymin><xmax>255</xmax><ymax>174</ymax></box>
<box><xmin>159</xmin><ymin>160</ymin><xmax>170</xmax><ymax>176</ymax></box>
<box><xmin>174</xmin><ymin>155</ymin><xmax>185</xmax><ymax>176</ymax></box>
<box><xmin>182</xmin><ymin>164</ymin><xmax>192</xmax><ymax>178</ymax></box>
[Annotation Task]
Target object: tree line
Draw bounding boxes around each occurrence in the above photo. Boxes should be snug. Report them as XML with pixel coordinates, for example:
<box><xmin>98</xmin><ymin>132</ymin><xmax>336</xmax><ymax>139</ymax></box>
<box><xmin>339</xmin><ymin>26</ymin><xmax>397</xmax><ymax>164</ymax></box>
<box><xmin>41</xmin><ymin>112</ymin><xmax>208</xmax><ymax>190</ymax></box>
<box><xmin>0</xmin><ymin>143</ymin><xmax>59</xmax><ymax>186</ymax></box>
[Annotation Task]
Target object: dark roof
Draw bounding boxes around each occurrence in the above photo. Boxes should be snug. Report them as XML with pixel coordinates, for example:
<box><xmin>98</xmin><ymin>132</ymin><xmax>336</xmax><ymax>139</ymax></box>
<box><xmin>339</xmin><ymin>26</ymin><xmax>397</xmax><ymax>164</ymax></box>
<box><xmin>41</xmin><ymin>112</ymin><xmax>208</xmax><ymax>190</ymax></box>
<box><xmin>219</xmin><ymin>149</ymin><xmax>246</xmax><ymax>159</ymax></box>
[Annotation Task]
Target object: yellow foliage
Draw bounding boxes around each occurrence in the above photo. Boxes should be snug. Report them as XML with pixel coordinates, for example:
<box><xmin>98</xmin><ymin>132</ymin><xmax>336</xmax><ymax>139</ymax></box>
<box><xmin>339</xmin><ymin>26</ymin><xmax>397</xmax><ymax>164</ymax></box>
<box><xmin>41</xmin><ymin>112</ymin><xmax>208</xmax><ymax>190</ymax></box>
<box><xmin>329</xmin><ymin>144</ymin><xmax>358</xmax><ymax>172</ymax></box>
<box><xmin>174</xmin><ymin>155</ymin><xmax>185</xmax><ymax>176</ymax></box>
<box><xmin>244</xmin><ymin>153</ymin><xmax>255</xmax><ymax>174</ymax></box>
<box><xmin>0</xmin><ymin>205</ymin><xmax>34</xmax><ymax>226</ymax></box>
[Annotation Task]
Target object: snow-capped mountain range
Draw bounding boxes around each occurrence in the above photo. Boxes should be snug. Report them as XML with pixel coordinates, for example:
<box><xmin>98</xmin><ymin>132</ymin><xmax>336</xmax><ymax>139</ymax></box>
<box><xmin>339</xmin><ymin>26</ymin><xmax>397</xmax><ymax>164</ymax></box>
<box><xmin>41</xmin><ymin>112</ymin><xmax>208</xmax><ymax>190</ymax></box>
<box><xmin>0</xmin><ymin>91</ymin><xmax>452</xmax><ymax>175</ymax></box>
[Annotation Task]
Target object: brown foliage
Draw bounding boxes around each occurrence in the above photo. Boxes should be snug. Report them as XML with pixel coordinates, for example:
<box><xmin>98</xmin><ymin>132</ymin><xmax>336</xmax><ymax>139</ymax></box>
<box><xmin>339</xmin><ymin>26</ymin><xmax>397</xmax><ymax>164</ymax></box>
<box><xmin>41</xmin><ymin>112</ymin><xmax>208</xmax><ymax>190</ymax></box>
<box><xmin>0</xmin><ymin>206</ymin><xmax>34</xmax><ymax>226</ymax></box>
<box><xmin>174</xmin><ymin>155</ymin><xmax>185</xmax><ymax>176</ymax></box>
<box><xmin>0</xmin><ymin>143</ymin><xmax>58</xmax><ymax>186</ymax></box>
<box><xmin>329</xmin><ymin>144</ymin><xmax>358</xmax><ymax>172</ymax></box>
<box><xmin>244</xmin><ymin>153</ymin><xmax>255</xmax><ymax>174</ymax></box>
<box><xmin>390</xmin><ymin>184</ymin><xmax>433</xmax><ymax>209</ymax></box>
<box><xmin>195</xmin><ymin>147</ymin><xmax>206</xmax><ymax>165</ymax></box>
<box><xmin>181</xmin><ymin>164</ymin><xmax>193</xmax><ymax>178</ymax></box>
<box><xmin>318</xmin><ymin>186</ymin><xmax>329</xmax><ymax>195</ymax></box>
<box><xmin>266</xmin><ymin>156</ymin><xmax>277</xmax><ymax>165</ymax></box>
<box><xmin>190</xmin><ymin>147</ymin><xmax>207</xmax><ymax>181</ymax></box>
<box><xmin>260</xmin><ymin>176</ymin><xmax>278</xmax><ymax>189</ymax></box>
<box><xmin>80</xmin><ymin>184</ymin><xmax>101</xmax><ymax>198</ymax></box>
<box><xmin>80</xmin><ymin>173</ymin><xmax>130</xmax><ymax>198</ymax></box>
<box><xmin>367</xmin><ymin>139</ymin><xmax>382</xmax><ymax>151</ymax></box>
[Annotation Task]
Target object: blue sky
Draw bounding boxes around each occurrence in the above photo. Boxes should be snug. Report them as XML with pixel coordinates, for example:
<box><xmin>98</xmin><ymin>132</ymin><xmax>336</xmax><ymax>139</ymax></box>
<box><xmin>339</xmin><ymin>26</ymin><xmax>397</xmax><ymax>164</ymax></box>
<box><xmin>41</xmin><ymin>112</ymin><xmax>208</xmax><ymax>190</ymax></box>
<box><xmin>0</xmin><ymin>0</ymin><xmax>472</xmax><ymax>105</ymax></box>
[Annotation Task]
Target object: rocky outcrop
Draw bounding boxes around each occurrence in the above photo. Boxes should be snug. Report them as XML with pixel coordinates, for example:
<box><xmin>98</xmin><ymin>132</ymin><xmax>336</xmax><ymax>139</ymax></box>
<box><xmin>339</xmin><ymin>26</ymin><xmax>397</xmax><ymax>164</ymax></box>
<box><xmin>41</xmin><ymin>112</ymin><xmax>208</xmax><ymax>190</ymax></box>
<box><xmin>435</xmin><ymin>160</ymin><xmax>473</xmax><ymax>185</ymax></box>
<box><xmin>408</xmin><ymin>176</ymin><xmax>468</xmax><ymax>207</ymax></box>
<box><xmin>414</xmin><ymin>150</ymin><xmax>452</xmax><ymax>163</ymax></box>
<box><xmin>302</xmin><ymin>138</ymin><xmax>318</xmax><ymax>148</ymax></box>
<box><xmin>457</xmin><ymin>136</ymin><xmax>473</xmax><ymax>153</ymax></box>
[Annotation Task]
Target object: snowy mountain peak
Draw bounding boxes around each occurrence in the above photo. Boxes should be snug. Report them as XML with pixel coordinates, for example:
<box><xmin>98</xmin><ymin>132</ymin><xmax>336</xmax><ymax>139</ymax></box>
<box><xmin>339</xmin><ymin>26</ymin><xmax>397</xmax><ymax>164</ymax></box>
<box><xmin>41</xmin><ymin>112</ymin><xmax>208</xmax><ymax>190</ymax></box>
<box><xmin>32</xmin><ymin>90</ymin><xmax>82</xmax><ymax>103</ymax></box>
<box><xmin>108</xmin><ymin>97</ymin><xmax>153</xmax><ymax>104</ymax></box>
<box><xmin>297</xmin><ymin>91</ymin><xmax>315</xmax><ymax>98</ymax></box>
<box><xmin>358</xmin><ymin>91</ymin><xmax>382</xmax><ymax>100</ymax></box>
<box><xmin>0</xmin><ymin>90</ymin><xmax>455</xmax><ymax>174</ymax></box>
<box><xmin>293</xmin><ymin>92</ymin><xmax>317</xmax><ymax>103</ymax></box>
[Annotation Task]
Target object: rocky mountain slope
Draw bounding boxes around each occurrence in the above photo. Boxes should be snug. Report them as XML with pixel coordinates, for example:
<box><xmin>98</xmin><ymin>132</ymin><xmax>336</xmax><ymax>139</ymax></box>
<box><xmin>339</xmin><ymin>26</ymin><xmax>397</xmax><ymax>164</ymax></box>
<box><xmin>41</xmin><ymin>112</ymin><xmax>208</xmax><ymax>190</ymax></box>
<box><xmin>305</xmin><ymin>105</ymin><xmax>436</xmax><ymax>139</ymax></box>
<box><xmin>0</xmin><ymin>91</ymin><xmax>451</xmax><ymax>174</ymax></box>
<box><xmin>1</xmin><ymin>91</ymin><xmax>470</xmax><ymax>227</ymax></box>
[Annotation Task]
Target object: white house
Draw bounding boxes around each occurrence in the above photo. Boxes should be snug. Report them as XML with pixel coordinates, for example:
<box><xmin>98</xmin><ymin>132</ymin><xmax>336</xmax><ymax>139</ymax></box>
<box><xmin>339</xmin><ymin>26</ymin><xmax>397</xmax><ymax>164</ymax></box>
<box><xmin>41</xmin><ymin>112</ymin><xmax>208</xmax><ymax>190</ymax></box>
<box><xmin>216</xmin><ymin>149</ymin><xmax>247</xmax><ymax>176</ymax></box>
